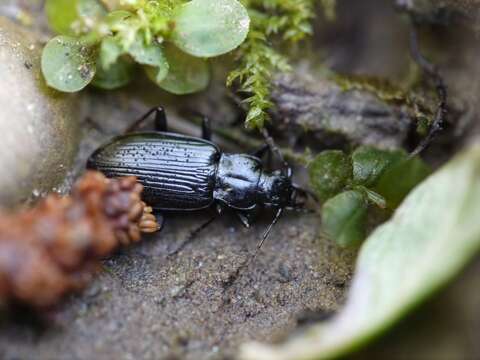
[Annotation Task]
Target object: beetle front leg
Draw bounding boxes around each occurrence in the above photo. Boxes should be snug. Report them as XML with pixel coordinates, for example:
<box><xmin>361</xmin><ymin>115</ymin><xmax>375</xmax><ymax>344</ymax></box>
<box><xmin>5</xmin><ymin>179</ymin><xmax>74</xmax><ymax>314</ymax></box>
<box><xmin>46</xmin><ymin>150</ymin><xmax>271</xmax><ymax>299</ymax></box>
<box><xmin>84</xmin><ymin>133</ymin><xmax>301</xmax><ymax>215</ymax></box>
<box><xmin>236</xmin><ymin>209</ymin><xmax>258</xmax><ymax>228</ymax></box>
<box><xmin>201</xmin><ymin>116</ymin><xmax>212</xmax><ymax>141</ymax></box>
<box><xmin>125</xmin><ymin>106</ymin><xmax>168</xmax><ymax>134</ymax></box>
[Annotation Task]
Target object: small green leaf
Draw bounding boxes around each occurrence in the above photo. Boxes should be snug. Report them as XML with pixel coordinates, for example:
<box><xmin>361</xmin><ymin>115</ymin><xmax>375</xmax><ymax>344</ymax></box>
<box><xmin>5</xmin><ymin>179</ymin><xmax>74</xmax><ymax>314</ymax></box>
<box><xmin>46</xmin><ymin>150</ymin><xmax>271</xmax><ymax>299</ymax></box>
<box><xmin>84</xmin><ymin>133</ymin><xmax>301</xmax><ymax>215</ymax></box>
<box><xmin>41</xmin><ymin>36</ymin><xmax>96</xmax><ymax>92</ymax></box>
<box><xmin>45</xmin><ymin>0</ymin><xmax>79</xmax><ymax>35</ymax></box>
<box><xmin>92</xmin><ymin>58</ymin><xmax>134</xmax><ymax>90</ymax></box>
<box><xmin>240</xmin><ymin>144</ymin><xmax>480</xmax><ymax>360</ymax></box>
<box><xmin>322</xmin><ymin>190</ymin><xmax>368</xmax><ymax>247</ymax></box>
<box><xmin>155</xmin><ymin>44</ymin><xmax>209</xmax><ymax>95</ymax></box>
<box><xmin>99</xmin><ymin>36</ymin><xmax>124</xmax><ymax>69</ymax></box>
<box><xmin>375</xmin><ymin>156</ymin><xmax>431</xmax><ymax>208</ymax></box>
<box><xmin>105</xmin><ymin>10</ymin><xmax>133</xmax><ymax>27</ymax></box>
<box><xmin>128</xmin><ymin>35</ymin><xmax>168</xmax><ymax>69</ymax></box>
<box><xmin>352</xmin><ymin>146</ymin><xmax>405</xmax><ymax>187</ymax></box>
<box><xmin>172</xmin><ymin>0</ymin><xmax>250</xmax><ymax>57</ymax></box>
<box><xmin>77</xmin><ymin>0</ymin><xmax>107</xmax><ymax>24</ymax></box>
<box><xmin>145</xmin><ymin>65</ymin><xmax>170</xmax><ymax>87</ymax></box>
<box><xmin>309</xmin><ymin>150</ymin><xmax>353</xmax><ymax>202</ymax></box>
<box><xmin>361</xmin><ymin>187</ymin><xmax>387</xmax><ymax>209</ymax></box>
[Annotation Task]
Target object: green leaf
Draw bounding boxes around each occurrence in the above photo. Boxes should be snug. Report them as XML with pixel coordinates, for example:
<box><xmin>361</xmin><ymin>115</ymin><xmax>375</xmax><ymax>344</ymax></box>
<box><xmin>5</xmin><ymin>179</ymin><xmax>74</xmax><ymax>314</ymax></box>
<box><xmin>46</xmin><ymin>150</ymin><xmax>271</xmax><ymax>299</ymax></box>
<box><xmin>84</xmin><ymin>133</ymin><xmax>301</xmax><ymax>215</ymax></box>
<box><xmin>77</xmin><ymin>0</ymin><xmax>107</xmax><ymax>24</ymax></box>
<box><xmin>128</xmin><ymin>35</ymin><xmax>169</xmax><ymax>70</ymax></box>
<box><xmin>92</xmin><ymin>58</ymin><xmax>134</xmax><ymax>90</ymax></box>
<box><xmin>361</xmin><ymin>187</ymin><xmax>387</xmax><ymax>209</ymax></box>
<box><xmin>99</xmin><ymin>36</ymin><xmax>124</xmax><ymax>69</ymax></box>
<box><xmin>45</xmin><ymin>0</ymin><xmax>79</xmax><ymax>35</ymax></box>
<box><xmin>41</xmin><ymin>36</ymin><xmax>96</xmax><ymax>92</ymax></box>
<box><xmin>45</xmin><ymin>0</ymin><xmax>106</xmax><ymax>35</ymax></box>
<box><xmin>375</xmin><ymin>156</ymin><xmax>431</xmax><ymax>208</ymax></box>
<box><xmin>105</xmin><ymin>10</ymin><xmax>133</xmax><ymax>27</ymax></box>
<box><xmin>322</xmin><ymin>191</ymin><xmax>368</xmax><ymax>247</ymax></box>
<box><xmin>155</xmin><ymin>44</ymin><xmax>209</xmax><ymax>95</ymax></box>
<box><xmin>308</xmin><ymin>150</ymin><xmax>353</xmax><ymax>202</ymax></box>
<box><xmin>352</xmin><ymin>146</ymin><xmax>405</xmax><ymax>187</ymax></box>
<box><xmin>145</xmin><ymin>65</ymin><xmax>170</xmax><ymax>87</ymax></box>
<box><xmin>172</xmin><ymin>0</ymin><xmax>250</xmax><ymax>57</ymax></box>
<box><xmin>240</xmin><ymin>144</ymin><xmax>480</xmax><ymax>360</ymax></box>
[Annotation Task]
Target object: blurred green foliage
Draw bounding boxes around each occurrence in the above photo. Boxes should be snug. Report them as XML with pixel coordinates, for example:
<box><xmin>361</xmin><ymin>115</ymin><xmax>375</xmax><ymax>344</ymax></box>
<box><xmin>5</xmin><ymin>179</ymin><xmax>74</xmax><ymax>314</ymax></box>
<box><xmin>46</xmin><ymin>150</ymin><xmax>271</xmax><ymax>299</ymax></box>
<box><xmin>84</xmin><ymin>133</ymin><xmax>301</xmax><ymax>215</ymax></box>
<box><xmin>42</xmin><ymin>0</ymin><xmax>330</xmax><ymax>129</ymax></box>
<box><xmin>309</xmin><ymin>146</ymin><xmax>431</xmax><ymax>247</ymax></box>
<box><xmin>42</xmin><ymin>0</ymin><xmax>249</xmax><ymax>94</ymax></box>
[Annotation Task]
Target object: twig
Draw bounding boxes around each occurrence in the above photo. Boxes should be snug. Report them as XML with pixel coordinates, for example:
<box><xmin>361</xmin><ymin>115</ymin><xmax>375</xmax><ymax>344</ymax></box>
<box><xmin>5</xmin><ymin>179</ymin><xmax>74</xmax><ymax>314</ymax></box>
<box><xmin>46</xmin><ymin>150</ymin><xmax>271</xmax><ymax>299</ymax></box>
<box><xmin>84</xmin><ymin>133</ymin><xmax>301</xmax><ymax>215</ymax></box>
<box><xmin>409</xmin><ymin>25</ymin><xmax>448</xmax><ymax>157</ymax></box>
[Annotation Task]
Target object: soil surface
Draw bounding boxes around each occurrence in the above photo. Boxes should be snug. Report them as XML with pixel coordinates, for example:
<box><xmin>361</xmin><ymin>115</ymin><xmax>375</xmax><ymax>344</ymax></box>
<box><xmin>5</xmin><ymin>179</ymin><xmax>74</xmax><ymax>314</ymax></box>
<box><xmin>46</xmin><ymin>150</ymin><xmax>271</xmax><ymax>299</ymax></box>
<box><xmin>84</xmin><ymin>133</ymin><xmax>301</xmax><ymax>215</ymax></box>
<box><xmin>0</xmin><ymin>86</ymin><xmax>356</xmax><ymax>360</ymax></box>
<box><xmin>0</xmin><ymin>199</ymin><xmax>355</xmax><ymax>360</ymax></box>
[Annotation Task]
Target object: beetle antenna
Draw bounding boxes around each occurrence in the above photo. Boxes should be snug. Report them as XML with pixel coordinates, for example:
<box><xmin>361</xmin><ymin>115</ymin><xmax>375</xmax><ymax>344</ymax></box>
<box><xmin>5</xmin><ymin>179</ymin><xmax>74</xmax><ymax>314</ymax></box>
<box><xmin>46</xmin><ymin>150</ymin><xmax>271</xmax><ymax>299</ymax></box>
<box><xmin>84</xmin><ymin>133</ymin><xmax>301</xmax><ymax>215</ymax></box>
<box><xmin>255</xmin><ymin>208</ymin><xmax>284</xmax><ymax>257</ymax></box>
<box><xmin>223</xmin><ymin>208</ymin><xmax>284</xmax><ymax>295</ymax></box>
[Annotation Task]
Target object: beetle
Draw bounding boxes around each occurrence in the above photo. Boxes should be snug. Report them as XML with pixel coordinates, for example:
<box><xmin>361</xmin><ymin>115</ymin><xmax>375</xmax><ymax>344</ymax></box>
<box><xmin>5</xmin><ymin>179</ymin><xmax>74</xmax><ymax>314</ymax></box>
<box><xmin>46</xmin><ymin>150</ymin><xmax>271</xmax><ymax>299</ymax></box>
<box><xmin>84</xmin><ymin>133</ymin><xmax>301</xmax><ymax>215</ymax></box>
<box><xmin>87</xmin><ymin>107</ymin><xmax>308</xmax><ymax>251</ymax></box>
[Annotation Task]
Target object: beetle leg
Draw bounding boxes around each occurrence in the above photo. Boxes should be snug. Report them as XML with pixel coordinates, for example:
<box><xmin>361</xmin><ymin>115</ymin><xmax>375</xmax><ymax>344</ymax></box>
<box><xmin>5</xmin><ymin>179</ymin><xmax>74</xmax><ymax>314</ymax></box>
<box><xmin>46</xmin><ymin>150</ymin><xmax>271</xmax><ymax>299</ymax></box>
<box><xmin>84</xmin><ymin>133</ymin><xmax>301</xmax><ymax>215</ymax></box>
<box><xmin>201</xmin><ymin>116</ymin><xmax>212</xmax><ymax>141</ymax></box>
<box><xmin>124</xmin><ymin>106</ymin><xmax>168</xmax><ymax>134</ymax></box>
<box><xmin>236</xmin><ymin>210</ymin><xmax>257</xmax><ymax>229</ymax></box>
<box><xmin>251</xmin><ymin>143</ymin><xmax>270</xmax><ymax>159</ymax></box>
<box><xmin>236</xmin><ymin>212</ymin><xmax>251</xmax><ymax>228</ymax></box>
<box><xmin>167</xmin><ymin>215</ymin><xmax>217</xmax><ymax>257</ymax></box>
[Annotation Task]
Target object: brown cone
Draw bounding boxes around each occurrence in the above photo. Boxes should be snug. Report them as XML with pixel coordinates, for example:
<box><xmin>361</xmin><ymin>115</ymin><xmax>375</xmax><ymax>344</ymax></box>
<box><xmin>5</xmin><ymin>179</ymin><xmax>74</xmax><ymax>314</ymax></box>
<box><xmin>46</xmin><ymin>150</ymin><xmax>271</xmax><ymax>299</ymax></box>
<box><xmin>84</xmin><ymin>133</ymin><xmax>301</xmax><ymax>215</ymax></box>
<box><xmin>0</xmin><ymin>171</ymin><xmax>160</xmax><ymax>308</ymax></box>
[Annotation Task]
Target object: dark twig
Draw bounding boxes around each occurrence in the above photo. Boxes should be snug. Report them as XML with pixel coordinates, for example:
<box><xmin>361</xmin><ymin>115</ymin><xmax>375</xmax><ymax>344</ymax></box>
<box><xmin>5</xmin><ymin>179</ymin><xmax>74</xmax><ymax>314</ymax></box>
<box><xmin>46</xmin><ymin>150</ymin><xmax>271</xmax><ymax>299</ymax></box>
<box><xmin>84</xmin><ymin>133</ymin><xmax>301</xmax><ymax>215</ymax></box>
<box><xmin>409</xmin><ymin>25</ymin><xmax>448</xmax><ymax>157</ymax></box>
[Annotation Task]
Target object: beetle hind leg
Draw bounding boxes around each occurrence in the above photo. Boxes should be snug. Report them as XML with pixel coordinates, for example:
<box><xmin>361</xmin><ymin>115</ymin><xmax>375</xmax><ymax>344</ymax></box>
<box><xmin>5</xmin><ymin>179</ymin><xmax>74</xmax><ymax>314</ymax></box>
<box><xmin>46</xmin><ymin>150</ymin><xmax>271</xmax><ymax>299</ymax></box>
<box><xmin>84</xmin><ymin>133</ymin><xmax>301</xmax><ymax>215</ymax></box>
<box><xmin>125</xmin><ymin>106</ymin><xmax>168</xmax><ymax>134</ymax></box>
<box><xmin>201</xmin><ymin>116</ymin><xmax>212</xmax><ymax>141</ymax></box>
<box><xmin>251</xmin><ymin>143</ymin><xmax>270</xmax><ymax>159</ymax></box>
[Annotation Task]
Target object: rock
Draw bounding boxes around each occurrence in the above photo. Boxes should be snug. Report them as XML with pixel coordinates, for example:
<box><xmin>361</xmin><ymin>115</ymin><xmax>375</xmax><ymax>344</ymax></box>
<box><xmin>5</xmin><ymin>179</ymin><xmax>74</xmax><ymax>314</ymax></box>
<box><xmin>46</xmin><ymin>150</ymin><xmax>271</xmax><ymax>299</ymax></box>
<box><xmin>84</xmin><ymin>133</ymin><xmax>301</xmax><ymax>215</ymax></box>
<box><xmin>271</xmin><ymin>74</ymin><xmax>414</xmax><ymax>150</ymax></box>
<box><xmin>0</xmin><ymin>17</ymin><xmax>80</xmax><ymax>207</ymax></box>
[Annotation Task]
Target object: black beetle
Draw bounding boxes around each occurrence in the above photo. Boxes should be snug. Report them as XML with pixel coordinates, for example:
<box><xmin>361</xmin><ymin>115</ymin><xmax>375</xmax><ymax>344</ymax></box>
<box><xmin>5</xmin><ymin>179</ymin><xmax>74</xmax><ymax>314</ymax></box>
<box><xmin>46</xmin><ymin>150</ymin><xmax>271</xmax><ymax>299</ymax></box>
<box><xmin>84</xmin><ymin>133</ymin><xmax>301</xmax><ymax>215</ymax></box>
<box><xmin>87</xmin><ymin>107</ymin><xmax>307</xmax><ymax>247</ymax></box>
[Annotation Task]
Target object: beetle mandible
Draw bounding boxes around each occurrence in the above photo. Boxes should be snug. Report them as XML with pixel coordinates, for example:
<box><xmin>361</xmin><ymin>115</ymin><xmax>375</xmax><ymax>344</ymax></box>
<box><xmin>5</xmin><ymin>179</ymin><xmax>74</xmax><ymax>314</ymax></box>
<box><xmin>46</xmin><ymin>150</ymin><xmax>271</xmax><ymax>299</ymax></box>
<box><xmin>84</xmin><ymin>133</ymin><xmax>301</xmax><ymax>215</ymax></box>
<box><xmin>87</xmin><ymin>107</ymin><xmax>308</xmax><ymax>248</ymax></box>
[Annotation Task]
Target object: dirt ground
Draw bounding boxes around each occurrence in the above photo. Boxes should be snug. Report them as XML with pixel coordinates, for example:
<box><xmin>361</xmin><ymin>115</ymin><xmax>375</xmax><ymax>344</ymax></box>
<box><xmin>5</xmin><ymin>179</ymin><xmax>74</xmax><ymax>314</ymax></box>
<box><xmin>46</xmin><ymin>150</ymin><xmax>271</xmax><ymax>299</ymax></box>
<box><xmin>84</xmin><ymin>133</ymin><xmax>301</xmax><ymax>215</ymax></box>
<box><xmin>0</xmin><ymin>201</ymin><xmax>355</xmax><ymax>360</ymax></box>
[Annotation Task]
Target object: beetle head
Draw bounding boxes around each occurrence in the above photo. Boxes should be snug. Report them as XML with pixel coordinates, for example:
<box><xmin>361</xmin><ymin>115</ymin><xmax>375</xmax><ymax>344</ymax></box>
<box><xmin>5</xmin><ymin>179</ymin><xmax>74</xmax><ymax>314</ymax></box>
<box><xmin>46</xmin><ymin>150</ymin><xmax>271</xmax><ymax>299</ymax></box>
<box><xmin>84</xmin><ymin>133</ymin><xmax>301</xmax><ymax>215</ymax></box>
<box><xmin>258</xmin><ymin>171</ymin><xmax>294</xmax><ymax>208</ymax></box>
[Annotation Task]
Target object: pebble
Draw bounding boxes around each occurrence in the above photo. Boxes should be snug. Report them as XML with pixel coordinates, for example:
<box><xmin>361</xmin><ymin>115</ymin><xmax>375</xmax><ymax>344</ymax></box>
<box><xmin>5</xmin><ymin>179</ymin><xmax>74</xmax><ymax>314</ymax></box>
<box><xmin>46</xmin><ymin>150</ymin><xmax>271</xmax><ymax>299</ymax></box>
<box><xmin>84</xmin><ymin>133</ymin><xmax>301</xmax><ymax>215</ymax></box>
<box><xmin>0</xmin><ymin>17</ymin><xmax>80</xmax><ymax>207</ymax></box>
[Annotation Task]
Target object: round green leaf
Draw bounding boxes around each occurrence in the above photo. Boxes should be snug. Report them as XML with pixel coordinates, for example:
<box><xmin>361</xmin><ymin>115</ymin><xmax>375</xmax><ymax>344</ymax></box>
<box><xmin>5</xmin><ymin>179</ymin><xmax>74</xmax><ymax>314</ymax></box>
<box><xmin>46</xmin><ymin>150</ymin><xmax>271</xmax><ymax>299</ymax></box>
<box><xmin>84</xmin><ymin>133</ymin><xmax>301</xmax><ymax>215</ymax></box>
<box><xmin>322</xmin><ymin>190</ymin><xmax>368</xmax><ymax>247</ymax></box>
<box><xmin>92</xmin><ymin>58</ymin><xmax>134</xmax><ymax>90</ymax></box>
<box><xmin>308</xmin><ymin>150</ymin><xmax>353</xmax><ymax>202</ymax></box>
<box><xmin>129</xmin><ymin>35</ymin><xmax>169</xmax><ymax>69</ymax></box>
<box><xmin>352</xmin><ymin>146</ymin><xmax>406</xmax><ymax>187</ymax></box>
<box><xmin>45</xmin><ymin>0</ymin><xmax>79</xmax><ymax>35</ymax></box>
<box><xmin>374</xmin><ymin>156</ymin><xmax>431</xmax><ymax>208</ymax></box>
<box><xmin>172</xmin><ymin>0</ymin><xmax>250</xmax><ymax>57</ymax></box>
<box><xmin>41</xmin><ymin>36</ymin><xmax>96</xmax><ymax>92</ymax></box>
<box><xmin>156</xmin><ymin>44</ymin><xmax>210</xmax><ymax>95</ymax></box>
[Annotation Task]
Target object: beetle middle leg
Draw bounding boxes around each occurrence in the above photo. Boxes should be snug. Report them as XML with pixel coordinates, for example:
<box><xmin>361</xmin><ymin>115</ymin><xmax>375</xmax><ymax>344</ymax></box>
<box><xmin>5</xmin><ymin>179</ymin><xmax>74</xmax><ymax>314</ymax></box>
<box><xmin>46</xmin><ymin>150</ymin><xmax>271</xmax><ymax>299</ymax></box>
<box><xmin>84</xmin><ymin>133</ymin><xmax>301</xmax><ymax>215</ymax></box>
<box><xmin>125</xmin><ymin>106</ymin><xmax>168</xmax><ymax>134</ymax></box>
<box><xmin>167</xmin><ymin>215</ymin><xmax>217</xmax><ymax>257</ymax></box>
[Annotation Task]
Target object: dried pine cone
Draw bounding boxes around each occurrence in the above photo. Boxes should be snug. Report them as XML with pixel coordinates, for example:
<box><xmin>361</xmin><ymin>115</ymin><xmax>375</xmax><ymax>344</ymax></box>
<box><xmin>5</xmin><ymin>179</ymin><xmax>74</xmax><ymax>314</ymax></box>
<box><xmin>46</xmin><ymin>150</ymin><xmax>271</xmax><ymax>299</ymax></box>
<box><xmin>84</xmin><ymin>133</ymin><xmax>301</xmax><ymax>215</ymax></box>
<box><xmin>0</xmin><ymin>171</ymin><xmax>160</xmax><ymax>308</ymax></box>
